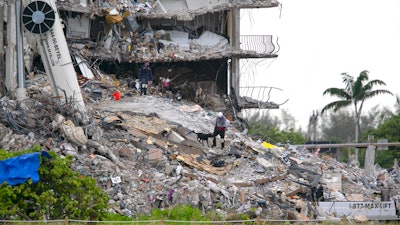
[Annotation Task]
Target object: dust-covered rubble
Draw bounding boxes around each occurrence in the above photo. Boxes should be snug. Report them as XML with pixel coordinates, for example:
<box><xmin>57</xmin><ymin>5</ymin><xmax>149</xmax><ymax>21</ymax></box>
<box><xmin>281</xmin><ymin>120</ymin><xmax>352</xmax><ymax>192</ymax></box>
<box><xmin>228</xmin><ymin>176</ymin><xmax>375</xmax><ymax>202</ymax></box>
<box><xmin>1</xmin><ymin>75</ymin><xmax>400</xmax><ymax>221</ymax></box>
<box><xmin>60</xmin><ymin>0</ymin><xmax>278</xmax><ymax>64</ymax></box>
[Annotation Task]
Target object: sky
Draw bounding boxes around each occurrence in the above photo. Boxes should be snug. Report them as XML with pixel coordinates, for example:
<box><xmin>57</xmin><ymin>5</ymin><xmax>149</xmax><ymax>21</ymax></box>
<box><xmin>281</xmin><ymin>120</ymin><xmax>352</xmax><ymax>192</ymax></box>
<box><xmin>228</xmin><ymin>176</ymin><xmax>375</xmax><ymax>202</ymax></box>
<box><xmin>239</xmin><ymin>0</ymin><xmax>400</xmax><ymax>130</ymax></box>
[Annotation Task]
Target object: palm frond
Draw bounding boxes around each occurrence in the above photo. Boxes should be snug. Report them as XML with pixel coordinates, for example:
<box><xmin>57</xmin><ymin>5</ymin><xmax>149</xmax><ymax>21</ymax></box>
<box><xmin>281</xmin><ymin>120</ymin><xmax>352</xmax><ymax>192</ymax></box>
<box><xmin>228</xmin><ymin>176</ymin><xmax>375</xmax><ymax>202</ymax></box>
<box><xmin>359</xmin><ymin>70</ymin><xmax>369</xmax><ymax>77</ymax></box>
<box><xmin>323</xmin><ymin>87</ymin><xmax>351</xmax><ymax>99</ymax></box>
<box><xmin>364</xmin><ymin>89</ymin><xmax>394</xmax><ymax>99</ymax></box>
<box><xmin>321</xmin><ymin>100</ymin><xmax>352</xmax><ymax>114</ymax></box>
<box><xmin>363</xmin><ymin>79</ymin><xmax>388</xmax><ymax>91</ymax></box>
<box><xmin>395</xmin><ymin>94</ymin><xmax>400</xmax><ymax>114</ymax></box>
<box><xmin>353</xmin><ymin>70</ymin><xmax>369</xmax><ymax>97</ymax></box>
<box><xmin>341</xmin><ymin>73</ymin><xmax>354</xmax><ymax>96</ymax></box>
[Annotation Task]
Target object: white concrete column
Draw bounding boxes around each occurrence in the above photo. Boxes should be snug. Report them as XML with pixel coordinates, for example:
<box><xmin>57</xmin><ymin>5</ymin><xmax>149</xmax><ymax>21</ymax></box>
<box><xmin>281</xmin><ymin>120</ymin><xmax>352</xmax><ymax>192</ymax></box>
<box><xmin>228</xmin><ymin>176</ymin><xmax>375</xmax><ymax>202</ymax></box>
<box><xmin>0</xmin><ymin>4</ymin><xmax>5</xmax><ymax>81</ymax></box>
<box><xmin>5</xmin><ymin>1</ymin><xmax>17</xmax><ymax>94</ymax></box>
<box><xmin>16</xmin><ymin>0</ymin><xmax>27</xmax><ymax>101</ymax></box>
<box><xmin>230</xmin><ymin>7</ymin><xmax>240</xmax><ymax>96</ymax></box>
<box><xmin>35</xmin><ymin>0</ymin><xmax>85</xmax><ymax>108</ymax></box>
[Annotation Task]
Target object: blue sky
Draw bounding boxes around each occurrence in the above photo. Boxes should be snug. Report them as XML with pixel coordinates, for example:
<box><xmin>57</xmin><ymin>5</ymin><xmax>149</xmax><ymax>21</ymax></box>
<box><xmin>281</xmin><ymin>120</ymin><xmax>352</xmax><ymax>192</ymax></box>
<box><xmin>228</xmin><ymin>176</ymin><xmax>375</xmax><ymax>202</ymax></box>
<box><xmin>240</xmin><ymin>0</ymin><xmax>400</xmax><ymax>130</ymax></box>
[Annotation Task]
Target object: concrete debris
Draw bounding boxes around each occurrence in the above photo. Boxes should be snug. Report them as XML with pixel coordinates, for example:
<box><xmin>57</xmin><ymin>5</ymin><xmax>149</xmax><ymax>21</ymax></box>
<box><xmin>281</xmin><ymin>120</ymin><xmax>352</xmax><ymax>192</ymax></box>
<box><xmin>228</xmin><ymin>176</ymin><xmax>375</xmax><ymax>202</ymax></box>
<box><xmin>1</xmin><ymin>74</ymin><xmax>400</xmax><ymax>221</ymax></box>
<box><xmin>67</xmin><ymin>12</ymin><xmax>231</xmax><ymax>63</ymax></box>
<box><xmin>58</xmin><ymin>116</ymin><xmax>88</xmax><ymax>147</ymax></box>
<box><xmin>53</xmin><ymin>0</ymin><xmax>277</xmax><ymax>63</ymax></box>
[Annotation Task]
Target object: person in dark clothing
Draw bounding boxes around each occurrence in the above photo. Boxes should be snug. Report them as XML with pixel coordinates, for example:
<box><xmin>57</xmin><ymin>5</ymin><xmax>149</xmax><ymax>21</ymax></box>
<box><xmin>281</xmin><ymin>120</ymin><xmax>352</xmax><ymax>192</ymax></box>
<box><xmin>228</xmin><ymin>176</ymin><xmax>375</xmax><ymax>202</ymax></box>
<box><xmin>138</xmin><ymin>58</ymin><xmax>153</xmax><ymax>95</ymax></box>
<box><xmin>212</xmin><ymin>112</ymin><xmax>228</xmax><ymax>149</ymax></box>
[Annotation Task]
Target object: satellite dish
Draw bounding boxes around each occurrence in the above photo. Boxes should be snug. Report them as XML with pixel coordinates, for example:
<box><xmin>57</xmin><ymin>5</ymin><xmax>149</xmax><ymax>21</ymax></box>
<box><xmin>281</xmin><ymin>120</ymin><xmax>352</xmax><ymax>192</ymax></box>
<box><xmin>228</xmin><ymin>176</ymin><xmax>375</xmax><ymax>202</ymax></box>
<box><xmin>22</xmin><ymin>1</ymin><xmax>55</xmax><ymax>34</ymax></box>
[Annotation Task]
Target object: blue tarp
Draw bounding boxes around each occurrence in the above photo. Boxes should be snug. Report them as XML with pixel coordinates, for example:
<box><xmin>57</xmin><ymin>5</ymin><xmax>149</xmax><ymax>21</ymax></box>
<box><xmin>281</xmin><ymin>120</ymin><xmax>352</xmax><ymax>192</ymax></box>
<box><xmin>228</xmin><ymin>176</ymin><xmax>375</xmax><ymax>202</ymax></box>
<box><xmin>0</xmin><ymin>152</ymin><xmax>41</xmax><ymax>186</ymax></box>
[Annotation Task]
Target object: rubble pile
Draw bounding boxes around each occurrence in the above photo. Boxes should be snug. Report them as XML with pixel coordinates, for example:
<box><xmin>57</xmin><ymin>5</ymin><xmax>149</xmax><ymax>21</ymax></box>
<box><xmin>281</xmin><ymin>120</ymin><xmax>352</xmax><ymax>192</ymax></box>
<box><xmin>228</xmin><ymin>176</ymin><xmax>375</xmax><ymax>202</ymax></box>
<box><xmin>1</xmin><ymin>75</ymin><xmax>400</xmax><ymax>221</ymax></box>
<box><xmin>72</xmin><ymin>24</ymin><xmax>232</xmax><ymax>63</ymax></box>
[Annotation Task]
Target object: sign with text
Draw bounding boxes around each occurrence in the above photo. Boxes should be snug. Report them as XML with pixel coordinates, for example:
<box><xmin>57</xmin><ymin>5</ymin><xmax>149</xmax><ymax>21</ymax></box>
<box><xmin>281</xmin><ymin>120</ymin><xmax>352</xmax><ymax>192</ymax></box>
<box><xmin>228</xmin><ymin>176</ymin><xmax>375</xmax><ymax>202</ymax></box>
<box><xmin>319</xmin><ymin>201</ymin><xmax>397</xmax><ymax>219</ymax></box>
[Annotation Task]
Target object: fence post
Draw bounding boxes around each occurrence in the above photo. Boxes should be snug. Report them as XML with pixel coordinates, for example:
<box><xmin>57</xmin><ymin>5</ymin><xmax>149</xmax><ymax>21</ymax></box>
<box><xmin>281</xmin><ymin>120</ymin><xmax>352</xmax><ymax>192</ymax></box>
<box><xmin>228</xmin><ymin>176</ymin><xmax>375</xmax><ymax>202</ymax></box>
<box><xmin>364</xmin><ymin>136</ymin><xmax>376</xmax><ymax>177</ymax></box>
<box><xmin>64</xmin><ymin>216</ymin><xmax>69</xmax><ymax>225</ymax></box>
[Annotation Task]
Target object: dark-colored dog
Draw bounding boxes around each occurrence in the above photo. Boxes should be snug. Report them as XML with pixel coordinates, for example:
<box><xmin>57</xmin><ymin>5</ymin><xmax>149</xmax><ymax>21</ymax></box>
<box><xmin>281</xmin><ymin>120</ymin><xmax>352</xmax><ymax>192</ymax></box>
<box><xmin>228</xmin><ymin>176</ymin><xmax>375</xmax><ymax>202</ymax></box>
<box><xmin>193</xmin><ymin>131</ymin><xmax>214</xmax><ymax>146</ymax></box>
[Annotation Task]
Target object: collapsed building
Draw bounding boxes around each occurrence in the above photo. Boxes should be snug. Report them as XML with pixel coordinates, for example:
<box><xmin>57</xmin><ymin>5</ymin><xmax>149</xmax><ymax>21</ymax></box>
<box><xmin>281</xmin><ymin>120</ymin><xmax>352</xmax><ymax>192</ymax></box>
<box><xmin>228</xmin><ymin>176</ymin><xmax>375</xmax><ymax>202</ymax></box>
<box><xmin>1</xmin><ymin>0</ymin><xmax>281</xmax><ymax>114</ymax></box>
<box><xmin>2</xmin><ymin>0</ymin><xmax>400</xmax><ymax>223</ymax></box>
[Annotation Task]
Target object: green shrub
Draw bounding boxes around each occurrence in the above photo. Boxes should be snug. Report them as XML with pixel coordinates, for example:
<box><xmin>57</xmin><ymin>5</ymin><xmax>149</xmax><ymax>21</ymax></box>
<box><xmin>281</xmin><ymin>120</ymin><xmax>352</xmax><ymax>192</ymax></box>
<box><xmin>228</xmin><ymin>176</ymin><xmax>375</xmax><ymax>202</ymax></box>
<box><xmin>103</xmin><ymin>212</ymin><xmax>134</xmax><ymax>222</ymax></box>
<box><xmin>137</xmin><ymin>204</ymin><xmax>210</xmax><ymax>224</ymax></box>
<box><xmin>0</xmin><ymin>147</ymin><xmax>109</xmax><ymax>220</ymax></box>
<box><xmin>248</xmin><ymin>123</ymin><xmax>306</xmax><ymax>145</ymax></box>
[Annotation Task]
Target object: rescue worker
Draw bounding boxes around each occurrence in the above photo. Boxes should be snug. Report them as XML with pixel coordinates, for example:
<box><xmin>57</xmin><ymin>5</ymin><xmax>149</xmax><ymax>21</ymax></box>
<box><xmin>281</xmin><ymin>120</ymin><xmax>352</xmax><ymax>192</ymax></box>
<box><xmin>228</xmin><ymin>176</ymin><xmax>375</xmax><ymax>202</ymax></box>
<box><xmin>138</xmin><ymin>58</ymin><xmax>153</xmax><ymax>95</ymax></box>
<box><xmin>212</xmin><ymin>112</ymin><xmax>228</xmax><ymax>149</ymax></box>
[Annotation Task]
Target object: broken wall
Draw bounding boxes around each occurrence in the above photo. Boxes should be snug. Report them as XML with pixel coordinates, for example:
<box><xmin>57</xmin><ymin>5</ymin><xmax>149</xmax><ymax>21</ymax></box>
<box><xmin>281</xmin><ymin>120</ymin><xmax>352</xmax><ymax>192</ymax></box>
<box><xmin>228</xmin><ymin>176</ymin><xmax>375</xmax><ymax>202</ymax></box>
<box><xmin>141</xmin><ymin>11</ymin><xmax>228</xmax><ymax>38</ymax></box>
<box><xmin>65</xmin><ymin>14</ymin><xmax>91</xmax><ymax>39</ymax></box>
<box><xmin>159</xmin><ymin>0</ymin><xmax>229</xmax><ymax>11</ymax></box>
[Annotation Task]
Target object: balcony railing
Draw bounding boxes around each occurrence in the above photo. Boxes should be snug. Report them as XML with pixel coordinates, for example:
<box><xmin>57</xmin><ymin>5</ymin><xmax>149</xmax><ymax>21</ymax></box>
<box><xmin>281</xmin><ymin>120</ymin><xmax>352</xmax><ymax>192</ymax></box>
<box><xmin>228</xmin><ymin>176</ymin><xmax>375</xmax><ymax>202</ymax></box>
<box><xmin>240</xmin><ymin>35</ymin><xmax>279</xmax><ymax>55</ymax></box>
<box><xmin>237</xmin><ymin>86</ymin><xmax>288</xmax><ymax>109</ymax></box>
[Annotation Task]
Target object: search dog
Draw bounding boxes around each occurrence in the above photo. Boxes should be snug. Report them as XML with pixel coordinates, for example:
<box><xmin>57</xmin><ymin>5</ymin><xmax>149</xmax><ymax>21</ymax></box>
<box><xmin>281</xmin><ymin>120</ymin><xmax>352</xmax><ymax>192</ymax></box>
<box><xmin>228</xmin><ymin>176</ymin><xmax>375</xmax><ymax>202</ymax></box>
<box><xmin>193</xmin><ymin>131</ymin><xmax>214</xmax><ymax>146</ymax></box>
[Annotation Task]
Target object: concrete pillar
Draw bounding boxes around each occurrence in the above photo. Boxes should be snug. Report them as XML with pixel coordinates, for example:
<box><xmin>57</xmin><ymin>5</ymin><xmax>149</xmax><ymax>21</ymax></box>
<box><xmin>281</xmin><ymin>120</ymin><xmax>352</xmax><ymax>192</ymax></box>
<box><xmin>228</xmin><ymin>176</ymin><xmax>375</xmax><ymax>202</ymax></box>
<box><xmin>230</xmin><ymin>7</ymin><xmax>240</xmax><ymax>96</ymax></box>
<box><xmin>0</xmin><ymin>4</ymin><xmax>5</xmax><ymax>82</ymax></box>
<box><xmin>15</xmin><ymin>0</ymin><xmax>27</xmax><ymax>101</ymax></box>
<box><xmin>5</xmin><ymin>1</ymin><xmax>17</xmax><ymax>94</ymax></box>
<box><xmin>364</xmin><ymin>136</ymin><xmax>376</xmax><ymax>177</ymax></box>
<box><xmin>35</xmin><ymin>0</ymin><xmax>85</xmax><ymax>108</ymax></box>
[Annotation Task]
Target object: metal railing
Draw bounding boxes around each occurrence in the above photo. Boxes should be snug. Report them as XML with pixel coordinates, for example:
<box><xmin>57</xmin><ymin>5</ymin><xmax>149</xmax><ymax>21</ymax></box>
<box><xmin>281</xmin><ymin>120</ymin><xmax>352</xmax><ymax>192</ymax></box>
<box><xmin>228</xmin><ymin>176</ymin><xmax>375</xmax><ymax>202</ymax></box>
<box><xmin>239</xmin><ymin>86</ymin><xmax>288</xmax><ymax>105</ymax></box>
<box><xmin>240</xmin><ymin>35</ymin><xmax>279</xmax><ymax>55</ymax></box>
<box><xmin>296</xmin><ymin>142</ymin><xmax>400</xmax><ymax>149</ymax></box>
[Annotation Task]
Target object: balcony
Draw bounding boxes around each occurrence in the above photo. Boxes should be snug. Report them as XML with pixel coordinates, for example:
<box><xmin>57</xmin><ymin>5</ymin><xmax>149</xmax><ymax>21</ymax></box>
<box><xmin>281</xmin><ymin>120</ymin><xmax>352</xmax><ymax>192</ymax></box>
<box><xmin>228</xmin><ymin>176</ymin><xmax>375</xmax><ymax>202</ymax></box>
<box><xmin>235</xmin><ymin>35</ymin><xmax>279</xmax><ymax>58</ymax></box>
<box><xmin>235</xmin><ymin>86</ymin><xmax>286</xmax><ymax>109</ymax></box>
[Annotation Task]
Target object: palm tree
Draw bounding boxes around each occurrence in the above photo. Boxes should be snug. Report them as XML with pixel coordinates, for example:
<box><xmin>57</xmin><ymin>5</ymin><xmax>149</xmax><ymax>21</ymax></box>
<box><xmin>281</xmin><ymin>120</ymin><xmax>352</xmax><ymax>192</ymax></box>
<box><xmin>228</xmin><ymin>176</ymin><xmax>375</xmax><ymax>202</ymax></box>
<box><xmin>321</xmin><ymin>70</ymin><xmax>393</xmax><ymax>159</ymax></box>
<box><xmin>307</xmin><ymin>110</ymin><xmax>319</xmax><ymax>141</ymax></box>
<box><xmin>395</xmin><ymin>94</ymin><xmax>400</xmax><ymax>114</ymax></box>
